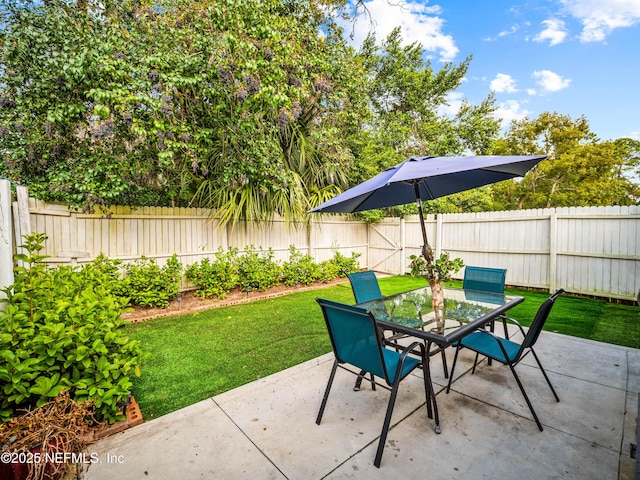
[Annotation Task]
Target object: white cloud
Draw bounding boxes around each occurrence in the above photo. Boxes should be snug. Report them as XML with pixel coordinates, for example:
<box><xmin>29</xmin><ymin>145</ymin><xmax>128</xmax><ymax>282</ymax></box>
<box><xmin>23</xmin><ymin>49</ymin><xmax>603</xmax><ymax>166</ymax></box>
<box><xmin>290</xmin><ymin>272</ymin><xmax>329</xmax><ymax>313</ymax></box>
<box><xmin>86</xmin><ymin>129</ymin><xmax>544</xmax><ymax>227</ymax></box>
<box><xmin>560</xmin><ymin>0</ymin><xmax>640</xmax><ymax>42</ymax></box>
<box><xmin>527</xmin><ymin>88</ymin><xmax>537</xmax><ymax>96</ymax></box>
<box><xmin>629</xmin><ymin>131</ymin><xmax>640</xmax><ymax>141</ymax></box>
<box><xmin>533</xmin><ymin>18</ymin><xmax>568</xmax><ymax>45</ymax></box>
<box><xmin>532</xmin><ymin>70</ymin><xmax>571</xmax><ymax>92</ymax></box>
<box><xmin>341</xmin><ymin>0</ymin><xmax>459</xmax><ymax>61</ymax></box>
<box><xmin>490</xmin><ymin>73</ymin><xmax>518</xmax><ymax>93</ymax></box>
<box><xmin>493</xmin><ymin>100</ymin><xmax>532</xmax><ymax>126</ymax></box>
<box><xmin>484</xmin><ymin>24</ymin><xmax>519</xmax><ymax>42</ymax></box>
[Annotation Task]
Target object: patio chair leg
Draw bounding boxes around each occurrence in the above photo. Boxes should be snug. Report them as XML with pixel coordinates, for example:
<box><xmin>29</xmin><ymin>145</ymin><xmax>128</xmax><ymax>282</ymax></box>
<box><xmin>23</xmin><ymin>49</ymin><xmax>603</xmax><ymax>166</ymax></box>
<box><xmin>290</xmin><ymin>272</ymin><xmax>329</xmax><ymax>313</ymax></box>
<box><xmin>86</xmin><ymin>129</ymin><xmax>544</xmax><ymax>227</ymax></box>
<box><xmin>353</xmin><ymin>370</ymin><xmax>375</xmax><ymax>391</ymax></box>
<box><xmin>508</xmin><ymin>363</ymin><xmax>544</xmax><ymax>431</ymax></box>
<box><xmin>531</xmin><ymin>349</ymin><xmax>559</xmax><ymax>402</ymax></box>
<box><xmin>316</xmin><ymin>360</ymin><xmax>338</xmax><ymax>425</ymax></box>
<box><xmin>374</xmin><ymin>379</ymin><xmax>401</xmax><ymax>468</ymax></box>
<box><xmin>446</xmin><ymin>346</ymin><xmax>461</xmax><ymax>394</ymax></box>
<box><xmin>471</xmin><ymin>352</ymin><xmax>480</xmax><ymax>374</ymax></box>
<box><xmin>441</xmin><ymin>349</ymin><xmax>448</xmax><ymax>379</ymax></box>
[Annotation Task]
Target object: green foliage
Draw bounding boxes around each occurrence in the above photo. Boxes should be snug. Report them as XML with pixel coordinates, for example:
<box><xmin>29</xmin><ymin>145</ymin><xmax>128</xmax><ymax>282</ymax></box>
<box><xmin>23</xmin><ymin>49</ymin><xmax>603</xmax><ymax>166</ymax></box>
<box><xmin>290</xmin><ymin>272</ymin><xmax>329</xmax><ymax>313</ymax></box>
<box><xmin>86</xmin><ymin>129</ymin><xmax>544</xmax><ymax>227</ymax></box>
<box><xmin>236</xmin><ymin>246</ymin><xmax>282</xmax><ymax>292</ymax></box>
<box><xmin>491</xmin><ymin>113</ymin><xmax>640</xmax><ymax>209</ymax></box>
<box><xmin>120</xmin><ymin>255</ymin><xmax>182</xmax><ymax>308</ymax></box>
<box><xmin>349</xmin><ymin>27</ymin><xmax>500</xmax><ymax>184</ymax></box>
<box><xmin>82</xmin><ymin>252</ymin><xmax>125</xmax><ymax>297</ymax></box>
<box><xmin>0</xmin><ymin>0</ymin><xmax>365</xmax><ymax>222</ymax></box>
<box><xmin>328</xmin><ymin>251</ymin><xmax>361</xmax><ymax>277</ymax></box>
<box><xmin>408</xmin><ymin>251</ymin><xmax>465</xmax><ymax>283</ymax></box>
<box><xmin>185</xmin><ymin>248</ymin><xmax>240</xmax><ymax>299</ymax></box>
<box><xmin>0</xmin><ymin>233</ymin><xmax>147</xmax><ymax>423</ymax></box>
<box><xmin>281</xmin><ymin>245</ymin><xmax>321</xmax><ymax>286</ymax></box>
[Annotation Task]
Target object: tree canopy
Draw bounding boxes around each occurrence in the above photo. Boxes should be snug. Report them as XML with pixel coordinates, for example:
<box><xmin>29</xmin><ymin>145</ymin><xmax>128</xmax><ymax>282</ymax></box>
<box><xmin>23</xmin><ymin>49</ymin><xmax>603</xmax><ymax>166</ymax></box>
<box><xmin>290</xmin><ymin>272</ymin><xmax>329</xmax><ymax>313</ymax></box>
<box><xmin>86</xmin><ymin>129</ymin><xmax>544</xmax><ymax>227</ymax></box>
<box><xmin>1</xmin><ymin>0</ymin><xmax>638</xmax><ymax>225</ymax></box>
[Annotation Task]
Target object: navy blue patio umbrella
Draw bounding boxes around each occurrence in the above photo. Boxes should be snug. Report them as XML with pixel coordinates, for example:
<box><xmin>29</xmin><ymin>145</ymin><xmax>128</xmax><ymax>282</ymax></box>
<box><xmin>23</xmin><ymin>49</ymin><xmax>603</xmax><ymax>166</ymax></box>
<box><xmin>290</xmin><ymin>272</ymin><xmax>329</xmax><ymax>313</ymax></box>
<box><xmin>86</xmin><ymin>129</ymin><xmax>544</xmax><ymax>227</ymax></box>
<box><xmin>309</xmin><ymin>155</ymin><xmax>547</xmax><ymax>259</ymax></box>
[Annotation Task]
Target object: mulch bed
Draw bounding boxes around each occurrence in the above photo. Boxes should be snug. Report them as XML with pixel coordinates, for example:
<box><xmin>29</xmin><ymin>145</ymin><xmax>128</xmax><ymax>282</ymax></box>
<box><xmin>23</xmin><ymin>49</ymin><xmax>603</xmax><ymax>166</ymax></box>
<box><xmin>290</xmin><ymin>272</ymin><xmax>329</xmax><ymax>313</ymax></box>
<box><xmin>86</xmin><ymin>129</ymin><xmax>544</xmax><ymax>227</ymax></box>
<box><xmin>121</xmin><ymin>277</ymin><xmax>348</xmax><ymax>323</ymax></box>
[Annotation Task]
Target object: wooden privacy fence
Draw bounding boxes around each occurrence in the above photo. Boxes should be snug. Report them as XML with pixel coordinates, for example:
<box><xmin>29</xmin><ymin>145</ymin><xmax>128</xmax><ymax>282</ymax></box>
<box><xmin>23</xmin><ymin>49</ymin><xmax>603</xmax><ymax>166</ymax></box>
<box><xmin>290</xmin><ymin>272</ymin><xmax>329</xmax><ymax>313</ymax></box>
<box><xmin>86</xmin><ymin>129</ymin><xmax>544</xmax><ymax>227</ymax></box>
<box><xmin>0</xmin><ymin>179</ymin><xmax>639</xmax><ymax>301</ymax></box>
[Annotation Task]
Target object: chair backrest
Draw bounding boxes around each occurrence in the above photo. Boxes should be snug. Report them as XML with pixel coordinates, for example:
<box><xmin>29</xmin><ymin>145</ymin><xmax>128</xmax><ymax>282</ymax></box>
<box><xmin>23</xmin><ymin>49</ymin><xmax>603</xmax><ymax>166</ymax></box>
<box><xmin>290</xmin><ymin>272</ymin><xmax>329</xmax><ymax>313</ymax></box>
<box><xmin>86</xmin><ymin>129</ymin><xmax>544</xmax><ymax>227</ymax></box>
<box><xmin>316</xmin><ymin>298</ymin><xmax>389</xmax><ymax>381</ymax></box>
<box><xmin>347</xmin><ymin>270</ymin><xmax>383</xmax><ymax>304</ymax></box>
<box><xmin>463</xmin><ymin>266</ymin><xmax>507</xmax><ymax>294</ymax></box>
<box><xmin>519</xmin><ymin>289</ymin><xmax>565</xmax><ymax>354</ymax></box>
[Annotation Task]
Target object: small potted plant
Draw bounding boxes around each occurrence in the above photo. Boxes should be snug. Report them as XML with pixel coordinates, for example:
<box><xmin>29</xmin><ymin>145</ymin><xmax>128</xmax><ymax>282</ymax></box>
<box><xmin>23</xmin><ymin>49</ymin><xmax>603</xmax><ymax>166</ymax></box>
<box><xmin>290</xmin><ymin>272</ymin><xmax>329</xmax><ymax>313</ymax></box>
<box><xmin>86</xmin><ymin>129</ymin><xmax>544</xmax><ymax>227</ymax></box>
<box><xmin>409</xmin><ymin>247</ymin><xmax>464</xmax><ymax>327</ymax></box>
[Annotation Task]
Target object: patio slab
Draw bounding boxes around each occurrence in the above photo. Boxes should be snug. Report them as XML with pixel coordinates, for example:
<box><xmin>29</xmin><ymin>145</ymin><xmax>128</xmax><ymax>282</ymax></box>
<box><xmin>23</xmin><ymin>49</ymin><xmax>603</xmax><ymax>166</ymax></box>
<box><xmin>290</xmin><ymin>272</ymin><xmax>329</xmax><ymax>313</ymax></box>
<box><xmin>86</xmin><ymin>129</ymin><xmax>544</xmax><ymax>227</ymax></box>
<box><xmin>85</xmin><ymin>333</ymin><xmax>639</xmax><ymax>480</ymax></box>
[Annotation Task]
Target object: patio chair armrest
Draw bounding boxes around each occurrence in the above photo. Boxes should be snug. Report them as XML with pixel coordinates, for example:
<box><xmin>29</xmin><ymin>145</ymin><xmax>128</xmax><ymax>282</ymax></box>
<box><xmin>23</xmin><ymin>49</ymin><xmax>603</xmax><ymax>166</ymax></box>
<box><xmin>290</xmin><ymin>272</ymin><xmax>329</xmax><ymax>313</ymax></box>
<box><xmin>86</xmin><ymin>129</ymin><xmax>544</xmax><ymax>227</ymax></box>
<box><xmin>402</xmin><ymin>341</ymin><xmax>425</xmax><ymax>359</ymax></box>
<box><xmin>498</xmin><ymin>315</ymin><xmax>527</xmax><ymax>337</ymax></box>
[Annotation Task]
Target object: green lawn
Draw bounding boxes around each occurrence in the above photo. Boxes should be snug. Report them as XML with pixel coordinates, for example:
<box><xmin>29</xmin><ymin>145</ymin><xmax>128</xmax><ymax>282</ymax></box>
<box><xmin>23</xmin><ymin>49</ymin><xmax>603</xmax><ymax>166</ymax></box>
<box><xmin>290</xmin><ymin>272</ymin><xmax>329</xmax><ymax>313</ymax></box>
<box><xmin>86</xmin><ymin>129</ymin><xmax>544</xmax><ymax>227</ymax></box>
<box><xmin>125</xmin><ymin>275</ymin><xmax>640</xmax><ymax>420</ymax></box>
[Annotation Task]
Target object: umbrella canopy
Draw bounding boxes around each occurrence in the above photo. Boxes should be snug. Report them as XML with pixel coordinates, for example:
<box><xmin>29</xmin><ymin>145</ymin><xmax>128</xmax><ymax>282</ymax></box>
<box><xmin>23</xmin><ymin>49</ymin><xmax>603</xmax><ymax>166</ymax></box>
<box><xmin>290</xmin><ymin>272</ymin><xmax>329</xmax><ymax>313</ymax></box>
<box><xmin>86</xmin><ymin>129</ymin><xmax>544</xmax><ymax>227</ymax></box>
<box><xmin>309</xmin><ymin>155</ymin><xmax>546</xmax><ymax>213</ymax></box>
<box><xmin>309</xmin><ymin>155</ymin><xmax>547</xmax><ymax>257</ymax></box>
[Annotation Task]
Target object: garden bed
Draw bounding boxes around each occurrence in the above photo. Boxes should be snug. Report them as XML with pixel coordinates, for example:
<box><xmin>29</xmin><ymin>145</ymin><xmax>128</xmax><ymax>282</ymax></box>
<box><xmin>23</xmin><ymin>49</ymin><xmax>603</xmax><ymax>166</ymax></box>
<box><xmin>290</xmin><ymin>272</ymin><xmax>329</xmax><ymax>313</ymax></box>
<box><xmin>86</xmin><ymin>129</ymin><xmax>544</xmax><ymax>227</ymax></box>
<box><xmin>122</xmin><ymin>277</ymin><xmax>348</xmax><ymax>323</ymax></box>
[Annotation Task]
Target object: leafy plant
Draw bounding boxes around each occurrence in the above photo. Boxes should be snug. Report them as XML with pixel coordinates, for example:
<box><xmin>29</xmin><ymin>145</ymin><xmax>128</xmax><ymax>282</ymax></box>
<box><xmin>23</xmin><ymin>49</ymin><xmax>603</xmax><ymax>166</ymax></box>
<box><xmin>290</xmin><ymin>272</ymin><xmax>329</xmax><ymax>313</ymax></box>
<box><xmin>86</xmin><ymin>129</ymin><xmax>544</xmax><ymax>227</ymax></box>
<box><xmin>328</xmin><ymin>251</ymin><xmax>361</xmax><ymax>277</ymax></box>
<box><xmin>318</xmin><ymin>260</ymin><xmax>340</xmax><ymax>282</ymax></box>
<box><xmin>121</xmin><ymin>254</ymin><xmax>182</xmax><ymax>308</ymax></box>
<box><xmin>408</xmin><ymin>250</ymin><xmax>465</xmax><ymax>283</ymax></box>
<box><xmin>236</xmin><ymin>246</ymin><xmax>282</xmax><ymax>292</ymax></box>
<box><xmin>280</xmin><ymin>245</ymin><xmax>321</xmax><ymax>286</ymax></box>
<box><xmin>0</xmin><ymin>233</ymin><xmax>147</xmax><ymax>423</ymax></box>
<box><xmin>82</xmin><ymin>252</ymin><xmax>125</xmax><ymax>297</ymax></box>
<box><xmin>185</xmin><ymin>248</ymin><xmax>240</xmax><ymax>299</ymax></box>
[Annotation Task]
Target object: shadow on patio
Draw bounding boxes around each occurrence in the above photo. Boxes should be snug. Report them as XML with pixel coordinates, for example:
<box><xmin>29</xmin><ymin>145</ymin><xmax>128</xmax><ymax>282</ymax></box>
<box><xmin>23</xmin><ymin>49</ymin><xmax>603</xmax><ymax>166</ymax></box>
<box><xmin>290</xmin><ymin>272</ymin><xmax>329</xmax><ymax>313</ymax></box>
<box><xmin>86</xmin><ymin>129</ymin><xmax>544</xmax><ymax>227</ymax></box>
<box><xmin>86</xmin><ymin>331</ymin><xmax>639</xmax><ymax>480</ymax></box>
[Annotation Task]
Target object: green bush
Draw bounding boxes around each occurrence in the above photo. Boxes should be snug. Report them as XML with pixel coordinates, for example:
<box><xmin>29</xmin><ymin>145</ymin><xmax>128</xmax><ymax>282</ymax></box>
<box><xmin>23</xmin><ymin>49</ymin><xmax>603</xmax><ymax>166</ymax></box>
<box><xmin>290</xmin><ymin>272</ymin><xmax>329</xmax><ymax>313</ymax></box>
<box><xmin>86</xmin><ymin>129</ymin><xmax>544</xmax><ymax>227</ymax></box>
<box><xmin>236</xmin><ymin>246</ymin><xmax>281</xmax><ymax>292</ymax></box>
<box><xmin>185</xmin><ymin>248</ymin><xmax>240</xmax><ymax>299</ymax></box>
<box><xmin>329</xmin><ymin>251</ymin><xmax>361</xmax><ymax>277</ymax></box>
<box><xmin>121</xmin><ymin>254</ymin><xmax>182</xmax><ymax>308</ymax></box>
<box><xmin>83</xmin><ymin>252</ymin><xmax>125</xmax><ymax>297</ymax></box>
<box><xmin>281</xmin><ymin>245</ymin><xmax>321</xmax><ymax>286</ymax></box>
<box><xmin>0</xmin><ymin>233</ymin><xmax>147</xmax><ymax>423</ymax></box>
<box><xmin>318</xmin><ymin>260</ymin><xmax>340</xmax><ymax>282</ymax></box>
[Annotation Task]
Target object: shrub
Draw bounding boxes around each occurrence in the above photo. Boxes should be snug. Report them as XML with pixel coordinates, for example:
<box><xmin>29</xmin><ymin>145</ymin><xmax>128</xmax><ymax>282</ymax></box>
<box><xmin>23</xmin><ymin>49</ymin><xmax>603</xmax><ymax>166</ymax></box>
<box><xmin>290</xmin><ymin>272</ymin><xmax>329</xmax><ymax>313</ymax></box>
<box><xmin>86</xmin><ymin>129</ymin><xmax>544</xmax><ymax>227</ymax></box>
<box><xmin>121</xmin><ymin>254</ymin><xmax>182</xmax><ymax>308</ymax></box>
<box><xmin>236</xmin><ymin>246</ymin><xmax>281</xmax><ymax>292</ymax></box>
<box><xmin>82</xmin><ymin>252</ymin><xmax>125</xmax><ymax>297</ymax></box>
<box><xmin>0</xmin><ymin>233</ymin><xmax>146</xmax><ymax>423</ymax></box>
<box><xmin>281</xmin><ymin>245</ymin><xmax>321</xmax><ymax>286</ymax></box>
<box><xmin>185</xmin><ymin>248</ymin><xmax>240</xmax><ymax>299</ymax></box>
<box><xmin>318</xmin><ymin>260</ymin><xmax>340</xmax><ymax>282</ymax></box>
<box><xmin>329</xmin><ymin>251</ymin><xmax>361</xmax><ymax>277</ymax></box>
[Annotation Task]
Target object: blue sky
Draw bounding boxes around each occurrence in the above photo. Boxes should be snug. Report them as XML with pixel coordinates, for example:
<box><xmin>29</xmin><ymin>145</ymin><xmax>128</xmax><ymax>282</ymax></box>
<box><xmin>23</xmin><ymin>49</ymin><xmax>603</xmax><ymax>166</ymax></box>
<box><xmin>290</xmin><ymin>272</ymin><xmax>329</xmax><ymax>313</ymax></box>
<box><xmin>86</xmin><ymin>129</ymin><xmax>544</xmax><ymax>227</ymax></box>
<box><xmin>337</xmin><ymin>0</ymin><xmax>640</xmax><ymax>142</ymax></box>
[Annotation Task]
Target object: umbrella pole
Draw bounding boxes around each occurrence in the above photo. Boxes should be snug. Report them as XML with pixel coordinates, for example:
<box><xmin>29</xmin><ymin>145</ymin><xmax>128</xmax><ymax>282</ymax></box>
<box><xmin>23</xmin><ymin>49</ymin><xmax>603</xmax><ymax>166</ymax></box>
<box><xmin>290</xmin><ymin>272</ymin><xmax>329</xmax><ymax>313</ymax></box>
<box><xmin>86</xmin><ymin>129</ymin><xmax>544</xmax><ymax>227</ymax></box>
<box><xmin>414</xmin><ymin>183</ymin><xmax>433</xmax><ymax>262</ymax></box>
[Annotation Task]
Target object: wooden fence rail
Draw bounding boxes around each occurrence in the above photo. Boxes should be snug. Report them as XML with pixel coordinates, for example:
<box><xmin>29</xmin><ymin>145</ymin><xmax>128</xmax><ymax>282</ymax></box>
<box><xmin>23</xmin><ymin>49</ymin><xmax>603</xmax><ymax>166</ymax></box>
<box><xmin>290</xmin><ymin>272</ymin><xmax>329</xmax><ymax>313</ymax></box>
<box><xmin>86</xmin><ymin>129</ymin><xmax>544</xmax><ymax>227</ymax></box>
<box><xmin>0</xmin><ymin>179</ymin><xmax>638</xmax><ymax>301</ymax></box>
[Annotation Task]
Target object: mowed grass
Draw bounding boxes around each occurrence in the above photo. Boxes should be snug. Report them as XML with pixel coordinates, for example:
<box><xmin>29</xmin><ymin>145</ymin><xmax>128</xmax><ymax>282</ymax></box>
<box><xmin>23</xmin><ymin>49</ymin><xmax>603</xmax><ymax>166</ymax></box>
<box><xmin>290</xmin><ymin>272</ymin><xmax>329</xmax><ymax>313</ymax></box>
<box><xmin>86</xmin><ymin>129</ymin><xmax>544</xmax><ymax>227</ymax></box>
<box><xmin>125</xmin><ymin>275</ymin><xmax>639</xmax><ymax>419</ymax></box>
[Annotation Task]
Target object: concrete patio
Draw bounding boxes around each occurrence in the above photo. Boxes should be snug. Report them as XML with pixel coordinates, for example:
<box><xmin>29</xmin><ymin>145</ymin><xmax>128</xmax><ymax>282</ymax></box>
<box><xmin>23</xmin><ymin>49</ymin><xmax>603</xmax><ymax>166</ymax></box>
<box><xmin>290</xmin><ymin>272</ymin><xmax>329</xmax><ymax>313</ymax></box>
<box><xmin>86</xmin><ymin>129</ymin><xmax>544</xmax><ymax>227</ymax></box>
<box><xmin>85</xmin><ymin>331</ymin><xmax>639</xmax><ymax>479</ymax></box>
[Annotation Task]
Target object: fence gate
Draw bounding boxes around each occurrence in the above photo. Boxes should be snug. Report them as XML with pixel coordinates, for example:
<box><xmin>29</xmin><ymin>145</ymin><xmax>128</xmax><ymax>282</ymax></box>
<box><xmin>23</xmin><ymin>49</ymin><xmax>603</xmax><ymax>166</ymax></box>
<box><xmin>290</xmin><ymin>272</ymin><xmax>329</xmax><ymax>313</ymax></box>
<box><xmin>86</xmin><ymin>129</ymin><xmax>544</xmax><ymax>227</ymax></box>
<box><xmin>367</xmin><ymin>218</ymin><xmax>404</xmax><ymax>274</ymax></box>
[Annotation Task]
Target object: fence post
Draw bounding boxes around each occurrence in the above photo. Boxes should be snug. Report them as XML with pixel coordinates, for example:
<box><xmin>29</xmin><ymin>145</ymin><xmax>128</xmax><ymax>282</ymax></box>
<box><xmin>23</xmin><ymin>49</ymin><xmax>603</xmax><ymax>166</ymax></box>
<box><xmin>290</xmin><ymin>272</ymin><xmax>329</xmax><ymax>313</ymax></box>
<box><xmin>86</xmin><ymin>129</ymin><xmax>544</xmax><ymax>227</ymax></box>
<box><xmin>549</xmin><ymin>210</ymin><xmax>557</xmax><ymax>294</ymax></box>
<box><xmin>12</xmin><ymin>186</ymin><xmax>31</xmax><ymax>266</ymax></box>
<box><xmin>435</xmin><ymin>214</ymin><xmax>443</xmax><ymax>258</ymax></box>
<box><xmin>0</xmin><ymin>179</ymin><xmax>14</xmax><ymax>310</ymax></box>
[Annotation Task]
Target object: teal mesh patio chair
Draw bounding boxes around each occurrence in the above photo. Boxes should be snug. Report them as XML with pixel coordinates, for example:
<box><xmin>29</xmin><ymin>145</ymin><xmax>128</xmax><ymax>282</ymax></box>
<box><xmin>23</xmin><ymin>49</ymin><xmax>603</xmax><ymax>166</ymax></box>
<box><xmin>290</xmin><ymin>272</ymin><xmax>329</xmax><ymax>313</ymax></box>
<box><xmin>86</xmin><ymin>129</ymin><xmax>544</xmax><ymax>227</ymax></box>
<box><xmin>463</xmin><ymin>266</ymin><xmax>507</xmax><ymax>294</ymax></box>
<box><xmin>315</xmin><ymin>298</ymin><xmax>438</xmax><ymax>468</ymax></box>
<box><xmin>347</xmin><ymin>270</ymin><xmax>450</xmax><ymax>379</ymax></box>
<box><xmin>445</xmin><ymin>289</ymin><xmax>564</xmax><ymax>431</ymax></box>
<box><xmin>463</xmin><ymin>266</ymin><xmax>508</xmax><ymax>341</ymax></box>
<box><xmin>347</xmin><ymin>270</ymin><xmax>383</xmax><ymax>304</ymax></box>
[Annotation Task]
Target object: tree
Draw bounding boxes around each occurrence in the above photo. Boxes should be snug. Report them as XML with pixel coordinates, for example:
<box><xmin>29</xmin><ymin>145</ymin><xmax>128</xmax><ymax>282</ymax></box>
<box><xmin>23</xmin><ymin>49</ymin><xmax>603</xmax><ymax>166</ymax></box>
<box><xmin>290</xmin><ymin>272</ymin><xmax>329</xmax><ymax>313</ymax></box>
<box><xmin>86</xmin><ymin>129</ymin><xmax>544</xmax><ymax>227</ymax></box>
<box><xmin>491</xmin><ymin>112</ymin><xmax>640</xmax><ymax>209</ymax></box>
<box><xmin>0</xmin><ymin>0</ymin><xmax>368</xmax><ymax>225</ymax></box>
<box><xmin>350</xmin><ymin>27</ymin><xmax>500</xmax><ymax>182</ymax></box>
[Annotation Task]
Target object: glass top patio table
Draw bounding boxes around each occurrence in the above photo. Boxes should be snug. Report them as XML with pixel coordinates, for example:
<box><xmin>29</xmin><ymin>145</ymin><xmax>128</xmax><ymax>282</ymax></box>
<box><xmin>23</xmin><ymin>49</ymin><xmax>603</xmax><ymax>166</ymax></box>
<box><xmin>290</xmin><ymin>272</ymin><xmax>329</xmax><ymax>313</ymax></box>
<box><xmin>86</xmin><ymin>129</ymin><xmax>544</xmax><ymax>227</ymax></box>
<box><xmin>357</xmin><ymin>286</ymin><xmax>524</xmax><ymax>347</ymax></box>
